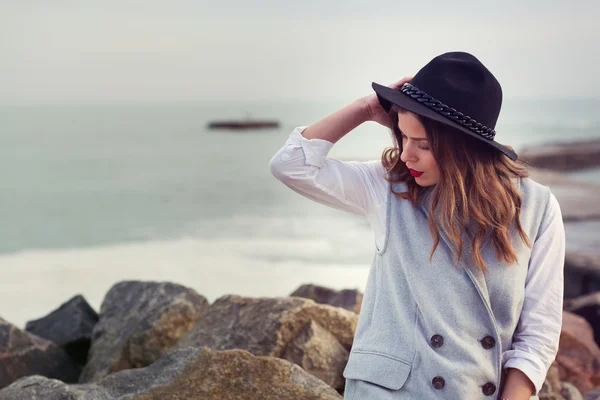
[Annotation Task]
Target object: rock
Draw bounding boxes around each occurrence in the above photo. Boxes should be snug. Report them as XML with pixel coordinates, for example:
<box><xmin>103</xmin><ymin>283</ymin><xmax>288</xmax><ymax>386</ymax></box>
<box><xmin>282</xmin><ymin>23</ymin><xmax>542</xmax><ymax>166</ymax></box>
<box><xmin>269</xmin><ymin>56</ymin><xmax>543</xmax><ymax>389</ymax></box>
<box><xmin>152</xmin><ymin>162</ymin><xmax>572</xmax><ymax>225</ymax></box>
<box><xmin>0</xmin><ymin>376</ymin><xmax>81</xmax><ymax>399</ymax></box>
<box><xmin>290</xmin><ymin>284</ymin><xmax>363</xmax><ymax>314</ymax></box>
<box><xmin>282</xmin><ymin>319</ymin><xmax>347</xmax><ymax>391</ymax></box>
<box><xmin>527</xmin><ymin>168</ymin><xmax>600</xmax><ymax>300</ymax></box>
<box><xmin>79</xmin><ymin>281</ymin><xmax>209</xmax><ymax>383</ymax></box>
<box><xmin>131</xmin><ymin>347</ymin><xmax>343</xmax><ymax>400</ymax></box>
<box><xmin>527</xmin><ymin>168</ymin><xmax>600</xmax><ymax>222</ymax></box>
<box><xmin>25</xmin><ymin>294</ymin><xmax>98</xmax><ymax>366</ymax></box>
<box><xmin>539</xmin><ymin>362</ymin><xmax>563</xmax><ymax>400</ymax></box>
<box><xmin>556</xmin><ymin>311</ymin><xmax>600</xmax><ymax>394</ymax></box>
<box><xmin>520</xmin><ymin>139</ymin><xmax>600</xmax><ymax>172</ymax></box>
<box><xmin>583</xmin><ymin>385</ymin><xmax>600</xmax><ymax>400</ymax></box>
<box><xmin>564</xmin><ymin>291</ymin><xmax>600</xmax><ymax>345</ymax></box>
<box><xmin>561</xmin><ymin>381</ymin><xmax>584</xmax><ymax>400</ymax></box>
<box><xmin>564</xmin><ymin>252</ymin><xmax>600</xmax><ymax>299</ymax></box>
<box><xmin>0</xmin><ymin>347</ymin><xmax>343</xmax><ymax>399</ymax></box>
<box><xmin>0</xmin><ymin>317</ymin><xmax>80</xmax><ymax>389</ymax></box>
<box><xmin>174</xmin><ymin>295</ymin><xmax>357</xmax><ymax>392</ymax></box>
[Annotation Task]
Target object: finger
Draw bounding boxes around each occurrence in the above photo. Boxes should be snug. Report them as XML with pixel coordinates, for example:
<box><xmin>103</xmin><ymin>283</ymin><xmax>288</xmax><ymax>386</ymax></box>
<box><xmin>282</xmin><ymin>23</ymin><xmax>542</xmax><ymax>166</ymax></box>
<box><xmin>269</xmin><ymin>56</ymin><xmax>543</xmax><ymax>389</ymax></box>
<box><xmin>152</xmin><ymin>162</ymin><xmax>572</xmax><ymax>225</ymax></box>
<box><xmin>392</xmin><ymin>76</ymin><xmax>412</xmax><ymax>87</ymax></box>
<box><xmin>389</xmin><ymin>76</ymin><xmax>414</xmax><ymax>89</ymax></box>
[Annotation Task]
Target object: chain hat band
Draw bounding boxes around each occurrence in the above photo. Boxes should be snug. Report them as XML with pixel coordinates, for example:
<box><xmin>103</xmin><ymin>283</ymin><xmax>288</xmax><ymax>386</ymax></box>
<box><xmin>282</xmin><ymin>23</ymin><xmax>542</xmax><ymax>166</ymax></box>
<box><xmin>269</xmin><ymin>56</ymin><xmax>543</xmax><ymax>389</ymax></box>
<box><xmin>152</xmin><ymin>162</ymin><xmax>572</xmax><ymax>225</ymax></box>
<box><xmin>399</xmin><ymin>83</ymin><xmax>496</xmax><ymax>141</ymax></box>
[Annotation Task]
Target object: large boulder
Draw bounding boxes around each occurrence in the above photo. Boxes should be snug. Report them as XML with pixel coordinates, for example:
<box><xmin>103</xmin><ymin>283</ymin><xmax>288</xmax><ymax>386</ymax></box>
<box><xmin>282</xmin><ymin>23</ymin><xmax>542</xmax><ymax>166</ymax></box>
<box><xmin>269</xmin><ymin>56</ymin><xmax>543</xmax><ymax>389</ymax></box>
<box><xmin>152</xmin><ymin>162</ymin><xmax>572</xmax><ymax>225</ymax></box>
<box><xmin>564</xmin><ymin>251</ymin><xmax>600</xmax><ymax>300</ymax></box>
<box><xmin>25</xmin><ymin>294</ymin><xmax>98</xmax><ymax>366</ymax></box>
<box><xmin>556</xmin><ymin>311</ymin><xmax>600</xmax><ymax>395</ymax></box>
<box><xmin>0</xmin><ymin>317</ymin><xmax>79</xmax><ymax>389</ymax></box>
<box><xmin>0</xmin><ymin>347</ymin><xmax>342</xmax><ymax>399</ymax></box>
<box><xmin>79</xmin><ymin>281</ymin><xmax>209</xmax><ymax>383</ymax></box>
<box><xmin>564</xmin><ymin>291</ymin><xmax>600</xmax><ymax>346</ymax></box>
<box><xmin>174</xmin><ymin>295</ymin><xmax>357</xmax><ymax>391</ymax></box>
<box><xmin>290</xmin><ymin>284</ymin><xmax>363</xmax><ymax>314</ymax></box>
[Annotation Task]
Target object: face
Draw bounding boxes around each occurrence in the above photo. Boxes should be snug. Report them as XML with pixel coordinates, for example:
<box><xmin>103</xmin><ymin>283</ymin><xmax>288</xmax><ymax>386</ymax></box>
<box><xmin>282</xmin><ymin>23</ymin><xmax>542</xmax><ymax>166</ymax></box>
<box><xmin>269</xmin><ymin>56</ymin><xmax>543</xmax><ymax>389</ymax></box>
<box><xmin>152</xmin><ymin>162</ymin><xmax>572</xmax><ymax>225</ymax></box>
<box><xmin>398</xmin><ymin>111</ymin><xmax>440</xmax><ymax>186</ymax></box>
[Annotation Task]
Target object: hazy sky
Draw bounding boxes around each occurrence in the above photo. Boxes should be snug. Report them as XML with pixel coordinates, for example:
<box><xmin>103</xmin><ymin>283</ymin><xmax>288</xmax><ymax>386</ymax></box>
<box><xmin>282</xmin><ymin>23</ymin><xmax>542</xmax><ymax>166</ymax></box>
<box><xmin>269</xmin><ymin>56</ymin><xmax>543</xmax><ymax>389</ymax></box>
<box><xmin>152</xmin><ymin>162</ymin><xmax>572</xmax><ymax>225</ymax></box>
<box><xmin>1</xmin><ymin>1</ymin><xmax>598</xmax><ymax>104</ymax></box>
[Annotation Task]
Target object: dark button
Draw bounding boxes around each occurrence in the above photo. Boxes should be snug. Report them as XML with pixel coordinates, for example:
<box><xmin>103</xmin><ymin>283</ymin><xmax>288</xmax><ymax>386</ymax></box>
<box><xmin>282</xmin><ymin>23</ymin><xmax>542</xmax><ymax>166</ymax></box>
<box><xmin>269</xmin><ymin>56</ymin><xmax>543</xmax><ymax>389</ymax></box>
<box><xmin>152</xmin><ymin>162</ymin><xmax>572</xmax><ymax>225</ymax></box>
<box><xmin>481</xmin><ymin>335</ymin><xmax>496</xmax><ymax>349</ymax></box>
<box><xmin>430</xmin><ymin>334</ymin><xmax>444</xmax><ymax>348</ymax></box>
<box><xmin>482</xmin><ymin>382</ymin><xmax>496</xmax><ymax>395</ymax></box>
<box><xmin>432</xmin><ymin>376</ymin><xmax>445</xmax><ymax>390</ymax></box>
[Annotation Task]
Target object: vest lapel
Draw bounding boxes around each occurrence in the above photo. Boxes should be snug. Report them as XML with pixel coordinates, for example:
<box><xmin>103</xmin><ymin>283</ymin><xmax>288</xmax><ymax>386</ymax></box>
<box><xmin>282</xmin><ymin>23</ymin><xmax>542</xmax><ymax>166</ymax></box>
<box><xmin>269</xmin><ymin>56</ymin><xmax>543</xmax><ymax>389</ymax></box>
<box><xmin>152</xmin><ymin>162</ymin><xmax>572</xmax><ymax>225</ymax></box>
<box><xmin>417</xmin><ymin>186</ymin><xmax>495</xmax><ymax>315</ymax></box>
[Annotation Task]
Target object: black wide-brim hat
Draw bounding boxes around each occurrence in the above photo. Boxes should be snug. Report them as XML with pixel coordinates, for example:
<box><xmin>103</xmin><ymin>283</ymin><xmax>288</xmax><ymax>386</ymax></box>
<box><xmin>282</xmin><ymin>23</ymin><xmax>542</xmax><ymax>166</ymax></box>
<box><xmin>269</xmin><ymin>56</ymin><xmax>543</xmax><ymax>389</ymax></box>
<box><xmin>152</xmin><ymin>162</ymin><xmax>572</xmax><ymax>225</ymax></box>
<box><xmin>372</xmin><ymin>51</ymin><xmax>517</xmax><ymax>161</ymax></box>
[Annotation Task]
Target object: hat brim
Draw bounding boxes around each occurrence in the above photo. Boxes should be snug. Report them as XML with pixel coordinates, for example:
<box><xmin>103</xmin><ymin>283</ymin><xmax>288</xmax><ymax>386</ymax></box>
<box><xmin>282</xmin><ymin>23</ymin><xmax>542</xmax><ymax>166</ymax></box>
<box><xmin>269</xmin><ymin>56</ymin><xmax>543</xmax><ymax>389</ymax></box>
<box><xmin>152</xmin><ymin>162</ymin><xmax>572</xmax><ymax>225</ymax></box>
<box><xmin>372</xmin><ymin>82</ymin><xmax>518</xmax><ymax>161</ymax></box>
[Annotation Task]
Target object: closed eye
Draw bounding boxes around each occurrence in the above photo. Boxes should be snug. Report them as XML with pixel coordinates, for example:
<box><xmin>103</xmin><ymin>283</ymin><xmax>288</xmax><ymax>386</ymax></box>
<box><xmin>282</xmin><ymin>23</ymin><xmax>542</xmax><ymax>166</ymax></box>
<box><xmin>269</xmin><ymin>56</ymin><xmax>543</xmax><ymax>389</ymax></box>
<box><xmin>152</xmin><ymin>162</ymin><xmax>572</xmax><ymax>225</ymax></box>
<box><xmin>401</xmin><ymin>133</ymin><xmax>430</xmax><ymax>150</ymax></box>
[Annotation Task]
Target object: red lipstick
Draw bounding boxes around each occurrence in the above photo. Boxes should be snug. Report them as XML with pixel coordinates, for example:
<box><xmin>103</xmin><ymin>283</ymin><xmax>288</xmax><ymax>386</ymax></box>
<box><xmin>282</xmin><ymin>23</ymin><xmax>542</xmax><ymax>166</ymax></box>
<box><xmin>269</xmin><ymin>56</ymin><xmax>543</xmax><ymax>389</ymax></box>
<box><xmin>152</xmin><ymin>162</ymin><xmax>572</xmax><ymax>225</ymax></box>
<box><xmin>409</xmin><ymin>168</ymin><xmax>423</xmax><ymax>177</ymax></box>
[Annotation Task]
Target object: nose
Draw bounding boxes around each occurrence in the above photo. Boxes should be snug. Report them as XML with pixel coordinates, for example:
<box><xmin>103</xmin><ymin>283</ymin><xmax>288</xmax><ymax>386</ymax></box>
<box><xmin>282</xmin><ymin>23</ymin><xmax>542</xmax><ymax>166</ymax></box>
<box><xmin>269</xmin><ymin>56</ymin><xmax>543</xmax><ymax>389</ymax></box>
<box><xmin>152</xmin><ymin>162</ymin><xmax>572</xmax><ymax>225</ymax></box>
<box><xmin>400</xmin><ymin>142</ymin><xmax>417</xmax><ymax>163</ymax></box>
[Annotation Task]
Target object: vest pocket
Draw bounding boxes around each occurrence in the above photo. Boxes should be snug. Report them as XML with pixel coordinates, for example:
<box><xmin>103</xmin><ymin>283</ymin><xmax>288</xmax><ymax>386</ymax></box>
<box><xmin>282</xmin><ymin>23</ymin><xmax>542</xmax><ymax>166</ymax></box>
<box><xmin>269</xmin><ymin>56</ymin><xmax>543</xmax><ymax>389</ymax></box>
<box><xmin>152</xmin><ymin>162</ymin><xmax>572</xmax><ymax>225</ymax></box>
<box><xmin>342</xmin><ymin>350</ymin><xmax>412</xmax><ymax>390</ymax></box>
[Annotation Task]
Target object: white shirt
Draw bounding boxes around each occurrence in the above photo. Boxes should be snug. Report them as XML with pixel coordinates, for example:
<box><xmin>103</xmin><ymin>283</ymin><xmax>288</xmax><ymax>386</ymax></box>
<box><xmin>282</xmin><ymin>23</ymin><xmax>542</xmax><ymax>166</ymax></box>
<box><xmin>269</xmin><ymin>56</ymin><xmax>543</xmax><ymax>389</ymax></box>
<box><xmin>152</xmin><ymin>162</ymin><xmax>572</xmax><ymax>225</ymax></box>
<box><xmin>270</xmin><ymin>126</ymin><xmax>565</xmax><ymax>394</ymax></box>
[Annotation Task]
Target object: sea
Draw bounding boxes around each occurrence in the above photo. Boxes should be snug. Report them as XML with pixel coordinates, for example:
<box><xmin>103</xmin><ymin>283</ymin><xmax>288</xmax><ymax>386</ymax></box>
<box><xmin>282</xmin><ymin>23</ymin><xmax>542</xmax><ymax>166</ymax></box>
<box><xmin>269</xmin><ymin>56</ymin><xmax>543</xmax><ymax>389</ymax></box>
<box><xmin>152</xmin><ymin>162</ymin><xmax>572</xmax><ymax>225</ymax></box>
<box><xmin>1</xmin><ymin>98</ymin><xmax>599</xmax><ymax>328</ymax></box>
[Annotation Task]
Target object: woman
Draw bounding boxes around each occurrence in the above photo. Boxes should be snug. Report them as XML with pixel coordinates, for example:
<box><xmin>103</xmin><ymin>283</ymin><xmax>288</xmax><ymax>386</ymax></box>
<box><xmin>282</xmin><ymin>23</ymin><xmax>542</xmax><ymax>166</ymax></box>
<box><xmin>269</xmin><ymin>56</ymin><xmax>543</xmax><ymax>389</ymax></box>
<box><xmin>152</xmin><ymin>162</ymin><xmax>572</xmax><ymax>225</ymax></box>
<box><xmin>269</xmin><ymin>52</ymin><xmax>564</xmax><ymax>400</ymax></box>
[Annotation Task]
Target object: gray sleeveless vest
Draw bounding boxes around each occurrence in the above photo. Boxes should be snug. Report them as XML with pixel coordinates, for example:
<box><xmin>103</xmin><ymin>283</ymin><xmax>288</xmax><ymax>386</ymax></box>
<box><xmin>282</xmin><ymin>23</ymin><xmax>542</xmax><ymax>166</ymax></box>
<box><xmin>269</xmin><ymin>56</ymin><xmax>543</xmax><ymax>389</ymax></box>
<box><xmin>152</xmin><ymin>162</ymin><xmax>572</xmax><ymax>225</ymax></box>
<box><xmin>343</xmin><ymin>177</ymin><xmax>550</xmax><ymax>400</ymax></box>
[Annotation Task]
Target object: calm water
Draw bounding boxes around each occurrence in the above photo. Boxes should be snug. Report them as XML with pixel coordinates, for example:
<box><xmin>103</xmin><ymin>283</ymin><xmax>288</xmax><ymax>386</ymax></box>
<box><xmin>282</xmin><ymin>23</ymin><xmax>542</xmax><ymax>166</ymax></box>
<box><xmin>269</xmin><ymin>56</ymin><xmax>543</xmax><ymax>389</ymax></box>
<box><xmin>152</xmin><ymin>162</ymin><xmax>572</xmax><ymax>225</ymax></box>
<box><xmin>1</xmin><ymin>98</ymin><xmax>599</xmax><ymax>327</ymax></box>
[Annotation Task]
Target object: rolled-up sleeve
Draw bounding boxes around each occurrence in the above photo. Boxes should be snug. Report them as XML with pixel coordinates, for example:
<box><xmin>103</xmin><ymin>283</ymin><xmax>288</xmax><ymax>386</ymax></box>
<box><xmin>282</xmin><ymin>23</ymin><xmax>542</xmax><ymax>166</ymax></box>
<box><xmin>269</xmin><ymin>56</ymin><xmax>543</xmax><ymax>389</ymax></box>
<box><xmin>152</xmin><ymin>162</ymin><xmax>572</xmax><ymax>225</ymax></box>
<box><xmin>502</xmin><ymin>190</ymin><xmax>565</xmax><ymax>395</ymax></box>
<box><xmin>269</xmin><ymin>126</ymin><xmax>387</xmax><ymax>217</ymax></box>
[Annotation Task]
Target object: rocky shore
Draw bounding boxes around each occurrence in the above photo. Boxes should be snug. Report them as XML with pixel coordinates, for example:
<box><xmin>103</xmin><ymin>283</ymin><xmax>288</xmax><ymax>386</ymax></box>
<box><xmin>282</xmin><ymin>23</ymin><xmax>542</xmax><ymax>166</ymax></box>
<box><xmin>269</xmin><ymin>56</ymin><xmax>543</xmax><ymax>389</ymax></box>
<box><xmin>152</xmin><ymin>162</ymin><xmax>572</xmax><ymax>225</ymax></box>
<box><xmin>2</xmin><ymin>138</ymin><xmax>600</xmax><ymax>399</ymax></box>
<box><xmin>0</xmin><ymin>283</ymin><xmax>361</xmax><ymax>399</ymax></box>
<box><xmin>3</xmin><ymin>278</ymin><xmax>600</xmax><ymax>400</ymax></box>
<box><xmin>524</xmin><ymin>140</ymin><xmax>600</xmax><ymax>300</ymax></box>
<box><xmin>520</xmin><ymin>138</ymin><xmax>600</xmax><ymax>172</ymax></box>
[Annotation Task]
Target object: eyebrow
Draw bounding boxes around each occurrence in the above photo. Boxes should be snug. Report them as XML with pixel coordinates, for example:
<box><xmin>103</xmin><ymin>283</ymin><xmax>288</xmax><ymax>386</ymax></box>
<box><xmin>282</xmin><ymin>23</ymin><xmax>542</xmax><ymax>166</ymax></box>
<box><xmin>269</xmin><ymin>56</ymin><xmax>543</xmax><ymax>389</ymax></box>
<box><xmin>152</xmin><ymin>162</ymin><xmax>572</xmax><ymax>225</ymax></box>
<box><xmin>399</xmin><ymin>128</ymin><xmax>428</xmax><ymax>142</ymax></box>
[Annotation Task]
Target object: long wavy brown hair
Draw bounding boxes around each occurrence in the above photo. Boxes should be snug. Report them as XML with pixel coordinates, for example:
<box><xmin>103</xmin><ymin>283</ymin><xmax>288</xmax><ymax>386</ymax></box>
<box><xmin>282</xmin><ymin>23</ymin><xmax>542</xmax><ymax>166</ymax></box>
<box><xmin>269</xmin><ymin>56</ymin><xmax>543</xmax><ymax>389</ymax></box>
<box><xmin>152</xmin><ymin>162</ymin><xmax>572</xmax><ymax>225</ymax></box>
<box><xmin>382</xmin><ymin>104</ymin><xmax>532</xmax><ymax>273</ymax></box>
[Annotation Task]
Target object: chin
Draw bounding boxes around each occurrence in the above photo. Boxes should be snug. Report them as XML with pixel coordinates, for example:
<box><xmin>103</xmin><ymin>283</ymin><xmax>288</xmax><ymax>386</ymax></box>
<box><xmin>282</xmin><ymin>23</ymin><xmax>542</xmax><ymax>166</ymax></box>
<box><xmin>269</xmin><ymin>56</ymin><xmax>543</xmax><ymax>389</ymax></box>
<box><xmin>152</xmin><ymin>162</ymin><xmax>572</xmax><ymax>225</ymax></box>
<box><xmin>414</xmin><ymin>177</ymin><xmax>435</xmax><ymax>187</ymax></box>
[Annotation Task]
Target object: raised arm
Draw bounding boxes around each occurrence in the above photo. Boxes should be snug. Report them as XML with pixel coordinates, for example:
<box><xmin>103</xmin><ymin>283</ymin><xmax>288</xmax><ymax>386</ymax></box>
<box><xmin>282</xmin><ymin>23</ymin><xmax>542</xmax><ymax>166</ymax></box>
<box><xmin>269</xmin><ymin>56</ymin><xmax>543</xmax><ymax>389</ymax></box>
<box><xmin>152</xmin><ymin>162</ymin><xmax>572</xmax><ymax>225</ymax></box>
<box><xmin>300</xmin><ymin>99</ymin><xmax>370</xmax><ymax>143</ymax></box>
<box><xmin>269</xmin><ymin>124</ymin><xmax>387</xmax><ymax>217</ymax></box>
<box><xmin>300</xmin><ymin>76</ymin><xmax>413</xmax><ymax>143</ymax></box>
<box><xmin>269</xmin><ymin>77</ymin><xmax>413</xmax><ymax>217</ymax></box>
